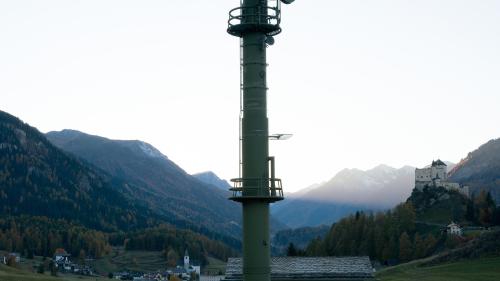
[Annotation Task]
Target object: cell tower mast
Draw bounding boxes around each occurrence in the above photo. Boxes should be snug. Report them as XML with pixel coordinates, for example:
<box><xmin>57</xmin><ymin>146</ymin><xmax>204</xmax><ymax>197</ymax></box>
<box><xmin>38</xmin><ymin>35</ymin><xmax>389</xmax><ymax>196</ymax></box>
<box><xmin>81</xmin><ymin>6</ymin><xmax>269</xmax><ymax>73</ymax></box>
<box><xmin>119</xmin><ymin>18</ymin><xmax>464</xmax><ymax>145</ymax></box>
<box><xmin>227</xmin><ymin>1</ymin><xmax>294</xmax><ymax>281</ymax></box>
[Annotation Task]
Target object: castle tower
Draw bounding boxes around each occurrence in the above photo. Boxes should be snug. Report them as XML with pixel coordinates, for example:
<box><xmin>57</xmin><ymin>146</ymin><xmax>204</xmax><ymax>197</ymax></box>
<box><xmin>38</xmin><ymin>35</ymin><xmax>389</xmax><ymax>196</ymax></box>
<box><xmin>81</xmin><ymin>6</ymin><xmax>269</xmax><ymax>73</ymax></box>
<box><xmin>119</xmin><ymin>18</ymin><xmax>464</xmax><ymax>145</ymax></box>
<box><xmin>431</xmin><ymin>159</ymin><xmax>447</xmax><ymax>181</ymax></box>
<box><xmin>226</xmin><ymin>1</ymin><xmax>295</xmax><ymax>281</ymax></box>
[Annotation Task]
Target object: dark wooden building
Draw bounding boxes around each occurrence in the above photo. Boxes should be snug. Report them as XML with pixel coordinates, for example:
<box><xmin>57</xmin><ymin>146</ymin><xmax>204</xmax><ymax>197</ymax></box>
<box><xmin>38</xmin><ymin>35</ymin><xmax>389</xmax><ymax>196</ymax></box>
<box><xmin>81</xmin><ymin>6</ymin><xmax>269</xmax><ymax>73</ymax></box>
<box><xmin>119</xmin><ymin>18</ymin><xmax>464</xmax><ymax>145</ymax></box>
<box><xmin>224</xmin><ymin>256</ymin><xmax>375</xmax><ymax>281</ymax></box>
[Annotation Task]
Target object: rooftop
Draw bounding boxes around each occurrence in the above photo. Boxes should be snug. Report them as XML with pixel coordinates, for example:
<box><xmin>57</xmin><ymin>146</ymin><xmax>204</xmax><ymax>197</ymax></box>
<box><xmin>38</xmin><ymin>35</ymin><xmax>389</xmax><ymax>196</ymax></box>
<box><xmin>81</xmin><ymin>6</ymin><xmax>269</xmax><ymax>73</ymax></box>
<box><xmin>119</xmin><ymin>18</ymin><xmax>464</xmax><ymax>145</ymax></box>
<box><xmin>431</xmin><ymin>159</ymin><xmax>446</xmax><ymax>167</ymax></box>
<box><xmin>225</xmin><ymin>256</ymin><xmax>374</xmax><ymax>281</ymax></box>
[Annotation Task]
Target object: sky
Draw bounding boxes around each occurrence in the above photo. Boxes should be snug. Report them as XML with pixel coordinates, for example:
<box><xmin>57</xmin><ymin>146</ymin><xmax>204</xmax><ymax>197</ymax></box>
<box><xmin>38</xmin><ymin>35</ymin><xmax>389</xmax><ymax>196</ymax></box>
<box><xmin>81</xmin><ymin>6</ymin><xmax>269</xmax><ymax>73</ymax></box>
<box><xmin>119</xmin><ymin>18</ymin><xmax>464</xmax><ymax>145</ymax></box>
<box><xmin>1</xmin><ymin>0</ymin><xmax>499</xmax><ymax>193</ymax></box>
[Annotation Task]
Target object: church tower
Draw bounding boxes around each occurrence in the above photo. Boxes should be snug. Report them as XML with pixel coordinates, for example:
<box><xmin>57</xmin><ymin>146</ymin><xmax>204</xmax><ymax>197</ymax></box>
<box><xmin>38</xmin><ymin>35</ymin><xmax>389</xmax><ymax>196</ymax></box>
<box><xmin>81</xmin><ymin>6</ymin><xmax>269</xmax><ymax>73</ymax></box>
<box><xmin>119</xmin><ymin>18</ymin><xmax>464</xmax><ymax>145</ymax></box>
<box><xmin>184</xmin><ymin>249</ymin><xmax>189</xmax><ymax>269</ymax></box>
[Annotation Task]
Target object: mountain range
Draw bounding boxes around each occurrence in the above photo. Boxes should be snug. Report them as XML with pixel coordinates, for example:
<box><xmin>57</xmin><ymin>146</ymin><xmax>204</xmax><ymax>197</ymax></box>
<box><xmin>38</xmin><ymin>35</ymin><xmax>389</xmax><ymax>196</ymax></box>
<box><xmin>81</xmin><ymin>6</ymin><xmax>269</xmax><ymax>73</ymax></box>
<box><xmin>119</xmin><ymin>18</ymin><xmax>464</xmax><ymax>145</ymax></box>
<box><xmin>0</xmin><ymin>110</ymin><xmax>248</xmax><ymax>254</ymax></box>
<box><xmin>273</xmin><ymin>137</ymin><xmax>500</xmax><ymax>228</ymax></box>
<box><xmin>45</xmin><ymin>129</ymin><xmax>242</xmax><ymax>240</ymax></box>
<box><xmin>272</xmin><ymin>165</ymin><xmax>416</xmax><ymax>228</ymax></box>
<box><xmin>46</xmin><ymin>130</ymin><xmax>289</xmax><ymax>236</ymax></box>
<box><xmin>0</xmin><ymin>111</ymin><xmax>159</xmax><ymax>232</ymax></box>
<box><xmin>3</xmin><ymin>107</ymin><xmax>500</xmax><ymax>243</ymax></box>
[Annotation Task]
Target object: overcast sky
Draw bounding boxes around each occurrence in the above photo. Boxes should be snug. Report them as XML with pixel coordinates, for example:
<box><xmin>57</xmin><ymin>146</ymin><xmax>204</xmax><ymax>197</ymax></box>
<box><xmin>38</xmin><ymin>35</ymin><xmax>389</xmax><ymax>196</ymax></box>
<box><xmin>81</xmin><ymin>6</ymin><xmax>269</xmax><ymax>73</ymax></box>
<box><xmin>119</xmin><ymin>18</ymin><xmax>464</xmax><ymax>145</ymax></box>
<box><xmin>1</xmin><ymin>0</ymin><xmax>499</xmax><ymax>193</ymax></box>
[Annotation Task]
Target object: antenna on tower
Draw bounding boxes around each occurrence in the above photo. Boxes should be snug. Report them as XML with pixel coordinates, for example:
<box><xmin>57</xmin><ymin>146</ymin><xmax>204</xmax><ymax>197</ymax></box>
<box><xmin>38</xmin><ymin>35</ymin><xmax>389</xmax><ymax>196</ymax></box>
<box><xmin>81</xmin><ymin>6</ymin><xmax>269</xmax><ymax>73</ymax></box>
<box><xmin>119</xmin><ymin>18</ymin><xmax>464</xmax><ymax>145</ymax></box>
<box><xmin>269</xmin><ymin>133</ymin><xmax>293</xmax><ymax>140</ymax></box>
<box><xmin>265</xmin><ymin>36</ymin><xmax>275</xmax><ymax>46</ymax></box>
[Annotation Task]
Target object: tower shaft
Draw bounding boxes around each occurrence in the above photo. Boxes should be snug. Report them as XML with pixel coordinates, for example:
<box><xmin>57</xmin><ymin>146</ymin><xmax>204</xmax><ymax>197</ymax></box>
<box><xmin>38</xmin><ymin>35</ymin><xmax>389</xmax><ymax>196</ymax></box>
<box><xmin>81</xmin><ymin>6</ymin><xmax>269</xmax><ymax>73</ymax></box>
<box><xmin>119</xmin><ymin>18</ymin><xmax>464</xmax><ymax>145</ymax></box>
<box><xmin>227</xmin><ymin>1</ymin><xmax>287</xmax><ymax>281</ymax></box>
<box><xmin>241</xmin><ymin>31</ymin><xmax>270</xmax><ymax>281</ymax></box>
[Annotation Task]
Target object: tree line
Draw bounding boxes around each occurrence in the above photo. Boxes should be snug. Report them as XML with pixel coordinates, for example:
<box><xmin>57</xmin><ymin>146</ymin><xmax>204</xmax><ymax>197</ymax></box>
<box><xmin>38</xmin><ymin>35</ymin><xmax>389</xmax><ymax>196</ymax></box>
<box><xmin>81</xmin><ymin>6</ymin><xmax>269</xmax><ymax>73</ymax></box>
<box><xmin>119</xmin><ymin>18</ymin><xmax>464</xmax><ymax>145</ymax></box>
<box><xmin>0</xmin><ymin>215</ymin><xmax>238</xmax><ymax>266</ymax></box>
<box><xmin>464</xmin><ymin>190</ymin><xmax>500</xmax><ymax>226</ymax></box>
<box><xmin>115</xmin><ymin>224</ymin><xmax>237</xmax><ymax>266</ymax></box>
<box><xmin>292</xmin><ymin>189</ymin><xmax>500</xmax><ymax>264</ymax></box>
<box><xmin>300</xmin><ymin>203</ymin><xmax>438</xmax><ymax>263</ymax></box>
<box><xmin>0</xmin><ymin>216</ymin><xmax>110</xmax><ymax>259</ymax></box>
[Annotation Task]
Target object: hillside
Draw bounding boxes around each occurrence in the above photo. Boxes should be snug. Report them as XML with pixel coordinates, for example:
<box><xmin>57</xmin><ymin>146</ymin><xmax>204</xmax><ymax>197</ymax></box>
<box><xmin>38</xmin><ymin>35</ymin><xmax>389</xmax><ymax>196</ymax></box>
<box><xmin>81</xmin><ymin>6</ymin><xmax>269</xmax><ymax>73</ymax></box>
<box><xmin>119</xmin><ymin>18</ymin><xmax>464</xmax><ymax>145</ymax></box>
<box><xmin>271</xmin><ymin>225</ymin><xmax>330</xmax><ymax>254</ymax></box>
<box><xmin>272</xmin><ymin>165</ymin><xmax>415</xmax><ymax>227</ymax></box>
<box><xmin>449</xmin><ymin>138</ymin><xmax>500</xmax><ymax>203</ymax></box>
<box><xmin>376</xmin><ymin>256</ymin><xmax>500</xmax><ymax>281</ymax></box>
<box><xmin>377</xmin><ymin>230</ymin><xmax>500</xmax><ymax>281</ymax></box>
<box><xmin>0</xmin><ymin>110</ymin><xmax>159</xmax><ymax>232</ymax></box>
<box><xmin>193</xmin><ymin>171</ymin><xmax>231</xmax><ymax>191</ymax></box>
<box><xmin>272</xmin><ymin>199</ymin><xmax>365</xmax><ymax>228</ymax></box>
<box><xmin>0</xmin><ymin>262</ymin><xmax>109</xmax><ymax>281</ymax></box>
<box><xmin>407</xmin><ymin>186</ymin><xmax>470</xmax><ymax>224</ymax></box>
<box><xmin>46</xmin><ymin>130</ymin><xmax>242</xmax><ymax>240</ymax></box>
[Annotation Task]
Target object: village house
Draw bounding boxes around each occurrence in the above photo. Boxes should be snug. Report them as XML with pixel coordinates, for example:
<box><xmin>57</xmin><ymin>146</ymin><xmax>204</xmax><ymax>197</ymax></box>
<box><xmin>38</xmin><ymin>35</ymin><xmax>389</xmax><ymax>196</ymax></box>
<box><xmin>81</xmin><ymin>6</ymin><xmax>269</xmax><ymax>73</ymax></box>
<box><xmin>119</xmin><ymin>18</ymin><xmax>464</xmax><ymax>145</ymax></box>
<box><xmin>447</xmin><ymin>222</ymin><xmax>463</xmax><ymax>236</ymax></box>
<box><xmin>2</xmin><ymin>252</ymin><xmax>21</xmax><ymax>265</ymax></box>
<box><xmin>224</xmin><ymin>256</ymin><xmax>375</xmax><ymax>281</ymax></box>
<box><xmin>135</xmin><ymin>272</ymin><xmax>170</xmax><ymax>281</ymax></box>
<box><xmin>172</xmin><ymin>266</ymin><xmax>191</xmax><ymax>280</ymax></box>
<box><xmin>53</xmin><ymin>248</ymin><xmax>71</xmax><ymax>265</ymax></box>
<box><xmin>52</xmin><ymin>248</ymin><xmax>95</xmax><ymax>276</ymax></box>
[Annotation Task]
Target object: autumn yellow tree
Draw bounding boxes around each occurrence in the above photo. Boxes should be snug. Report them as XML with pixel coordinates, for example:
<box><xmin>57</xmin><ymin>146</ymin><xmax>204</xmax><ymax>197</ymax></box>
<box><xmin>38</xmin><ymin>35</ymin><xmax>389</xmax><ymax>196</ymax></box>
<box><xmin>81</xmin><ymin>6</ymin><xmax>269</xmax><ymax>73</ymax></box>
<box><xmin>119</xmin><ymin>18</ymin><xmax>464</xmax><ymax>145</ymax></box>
<box><xmin>413</xmin><ymin>233</ymin><xmax>425</xmax><ymax>259</ymax></box>
<box><xmin>166</xmin><ymin>248</ymin><xmax>179</xmax><ymax>268</ymax></box>
<box><xmin>399</xmin><ymin>232</ymin><xmax>412</xmax><ymax>262</ymax></box>
<box><xmin>169</xmin><ymin>274</ymin><xmax>181</xmax><ymax>281</ymax></box>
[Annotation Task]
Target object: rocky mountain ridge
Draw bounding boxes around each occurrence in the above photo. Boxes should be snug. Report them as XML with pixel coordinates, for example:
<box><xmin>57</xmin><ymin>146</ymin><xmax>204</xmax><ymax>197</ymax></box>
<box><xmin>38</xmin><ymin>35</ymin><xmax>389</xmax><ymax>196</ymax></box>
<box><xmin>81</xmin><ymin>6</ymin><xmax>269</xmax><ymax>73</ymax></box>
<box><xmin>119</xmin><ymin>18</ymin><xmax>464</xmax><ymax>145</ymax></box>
<box><xmin>272</xmin><ymin>164</ymin><xmax>416</xmax><ymax>228</ymax></box>
<box><xmin>46</xmin><ymin>129</ymin><xmax>243</xmax><ymax>240</ymax></box>
<box><xmin>0</xmin><ymin>110</ymin><xmax>160</xmax><ymax>232</ymax></box>
<box><xmin>449</xmin><ymin>138</ymin><xmax>500</xmax><ymax>204</ymax></box>
<box><xmin>193</xmin><ymin>171</ymin><xmax>231</xmax><ymax>191</ymax></box>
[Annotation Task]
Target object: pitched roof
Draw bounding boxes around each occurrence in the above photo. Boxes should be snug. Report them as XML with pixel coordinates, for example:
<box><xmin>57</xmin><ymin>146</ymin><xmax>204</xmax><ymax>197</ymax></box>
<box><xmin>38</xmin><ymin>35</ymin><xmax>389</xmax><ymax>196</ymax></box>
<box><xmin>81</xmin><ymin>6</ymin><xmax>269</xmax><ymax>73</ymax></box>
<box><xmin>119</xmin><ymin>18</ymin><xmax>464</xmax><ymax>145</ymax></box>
<box><xmin>225</xmin><ymin>256</ymin><xmax>374</xmax><ymax>280</ymax></box>
<box><xmin>432</xmin><ymin>159</ymin><xmax>446</xmax><ymax>167</ymax></box>
<box><xmin>172</xmin><ymin>267</ymin><xmax>188</xmax><ymax>274</ymax></box>
<box><xmin>54</xmin><ymin>248</ymin><xmax>70</xmax><ymax>256</ymax></box>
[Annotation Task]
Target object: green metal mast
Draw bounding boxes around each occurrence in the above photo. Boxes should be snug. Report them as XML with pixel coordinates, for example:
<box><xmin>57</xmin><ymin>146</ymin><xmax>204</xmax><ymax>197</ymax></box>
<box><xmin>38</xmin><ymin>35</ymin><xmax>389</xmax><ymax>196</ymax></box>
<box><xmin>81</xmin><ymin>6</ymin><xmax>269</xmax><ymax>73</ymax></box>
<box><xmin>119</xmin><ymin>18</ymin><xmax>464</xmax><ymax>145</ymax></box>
<box><xmin>227</xmin><ymin>1</ymin><xmax>293</xmax><ymax>281</ymax></box>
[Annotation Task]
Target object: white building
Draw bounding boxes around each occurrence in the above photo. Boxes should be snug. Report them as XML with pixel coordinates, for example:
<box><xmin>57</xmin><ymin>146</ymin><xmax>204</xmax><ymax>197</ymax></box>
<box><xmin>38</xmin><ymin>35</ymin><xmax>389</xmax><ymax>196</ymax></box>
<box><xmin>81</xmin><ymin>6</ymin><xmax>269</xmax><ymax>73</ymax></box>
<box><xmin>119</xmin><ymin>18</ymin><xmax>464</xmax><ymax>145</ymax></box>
<box><xmin>183</xmin><ymin>249</ymin><xmax>201</xmax><ymax>277</ymax></box>
<box><xmin>447</xmin><ymin>222</ymin><xmax>463</xmax><ymax>236</ymax></box>
<box><xmin>415</xmin><ymin>160</ymin><xmax>469</xmax><ymax>197</ymax></box>
<box><xmin>184</xmin><ymin>249</ymin><xmax>190</xmax><ymax>269</ymax></box>
<box><xmin>53</xmin><ymin>248</ymin><xmax>70</xmax><ymax>264</ymax></box>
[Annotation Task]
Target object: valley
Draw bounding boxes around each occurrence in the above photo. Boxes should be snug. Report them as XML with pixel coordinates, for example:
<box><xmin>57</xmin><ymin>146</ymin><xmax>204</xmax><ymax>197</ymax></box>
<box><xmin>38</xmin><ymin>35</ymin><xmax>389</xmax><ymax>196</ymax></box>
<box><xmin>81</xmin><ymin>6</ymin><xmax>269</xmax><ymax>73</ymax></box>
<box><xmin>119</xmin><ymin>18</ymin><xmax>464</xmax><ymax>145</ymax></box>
<box><xmin>1</xmin><ymin>109</ymin><xmax>500</xmax><ymax>280</ymax></box>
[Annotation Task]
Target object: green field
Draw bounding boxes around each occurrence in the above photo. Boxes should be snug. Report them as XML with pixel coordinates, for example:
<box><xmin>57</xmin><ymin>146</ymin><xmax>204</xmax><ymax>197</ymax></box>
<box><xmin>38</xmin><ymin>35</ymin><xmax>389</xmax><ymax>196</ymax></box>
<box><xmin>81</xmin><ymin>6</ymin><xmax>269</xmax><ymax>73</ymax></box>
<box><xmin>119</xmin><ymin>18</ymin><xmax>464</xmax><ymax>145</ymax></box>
<box><xmin>0</xmin><ymin>248</ymin><xmax>166</xmax><ymax>280</ymax></box>
<box><xmin>94</xmin><ymin>248</ymin><xmax>228</xmax><ymax>274</ymax></box>
<box><xmin>376</xmin><ymin>257</ymin><xmax>500</xmax><ymax>281</ymax></box>
<box><xmin>0</xmin><ymin>263</ymin><xmax>107</xmax><ymax>281</ymax></box>
<box><xmin>1</xmin><ymin>248</ymin><xmax>228</xmax><ymax>280</ymax></box>
<box><xmin>204</xmin><ymin>257</ymin><xmax>226</xmax><ymax>275</ymax></box>
<box><xmin>93</xmin><ymin>247</ymin><xmax>166</xmax><ymax>273</ymax></box>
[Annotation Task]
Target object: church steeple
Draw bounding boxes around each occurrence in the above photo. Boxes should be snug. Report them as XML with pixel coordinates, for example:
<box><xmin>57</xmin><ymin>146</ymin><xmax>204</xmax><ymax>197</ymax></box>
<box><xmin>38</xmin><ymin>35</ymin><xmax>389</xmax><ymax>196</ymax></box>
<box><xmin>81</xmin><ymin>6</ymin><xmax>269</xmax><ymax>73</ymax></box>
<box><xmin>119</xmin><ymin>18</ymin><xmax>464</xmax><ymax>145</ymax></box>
<box><xmin>184</xmin><ymin>249</ymin><xmax>190</xmax><ymax>269</ymax></box>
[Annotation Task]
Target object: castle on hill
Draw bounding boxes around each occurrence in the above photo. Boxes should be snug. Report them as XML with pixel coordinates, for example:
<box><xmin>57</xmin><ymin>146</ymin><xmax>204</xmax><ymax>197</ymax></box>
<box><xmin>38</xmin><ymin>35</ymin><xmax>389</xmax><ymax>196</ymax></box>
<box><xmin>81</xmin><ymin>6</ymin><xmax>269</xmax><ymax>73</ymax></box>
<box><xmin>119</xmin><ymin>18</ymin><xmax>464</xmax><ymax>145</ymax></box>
<box><xmin>415</xmin><ymin>159</ymin><xmax>469</xmax><ymax>197</ymax></box>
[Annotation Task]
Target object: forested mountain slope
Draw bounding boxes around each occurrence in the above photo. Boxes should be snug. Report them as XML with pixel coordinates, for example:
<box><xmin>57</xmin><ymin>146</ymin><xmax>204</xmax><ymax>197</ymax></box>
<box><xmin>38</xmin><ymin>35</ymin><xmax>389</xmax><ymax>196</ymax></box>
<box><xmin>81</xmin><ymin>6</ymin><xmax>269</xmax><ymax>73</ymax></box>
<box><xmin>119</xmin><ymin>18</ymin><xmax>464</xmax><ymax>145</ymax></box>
<box><xmin>0</xmin><ymin>110</ymin><xmax>158</xmax><ymax>231</ymax></box>
<box><xmin>46</xmin><ymin>129</ymin><xmax>242</xmax><ymax>240</ymax></box>
<box><xmin>449</xmin><ymin>138</ymin><xmax>500</xmax><ymax>203</ymax></box>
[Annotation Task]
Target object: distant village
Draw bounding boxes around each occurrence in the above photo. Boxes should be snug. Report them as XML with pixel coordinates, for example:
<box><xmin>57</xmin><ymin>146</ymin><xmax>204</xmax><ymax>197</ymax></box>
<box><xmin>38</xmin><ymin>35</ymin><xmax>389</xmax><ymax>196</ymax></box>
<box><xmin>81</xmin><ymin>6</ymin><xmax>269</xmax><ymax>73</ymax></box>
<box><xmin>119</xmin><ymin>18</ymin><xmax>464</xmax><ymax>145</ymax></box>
<box><xmin>2</xmin><ymin>248</ymin><xmax>203</xmax><ymax>281</ymax></box>
<box><xmin>112</xmin><ymin>250</ymin><xmax>201</xmax><ymax>281</ymax></box>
